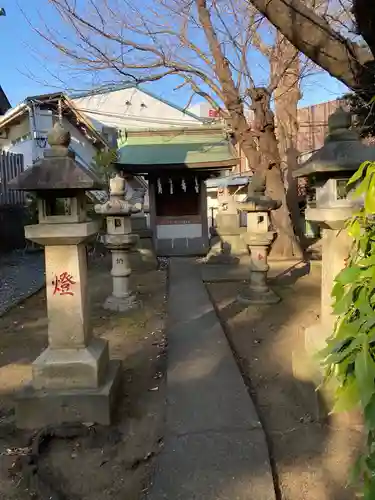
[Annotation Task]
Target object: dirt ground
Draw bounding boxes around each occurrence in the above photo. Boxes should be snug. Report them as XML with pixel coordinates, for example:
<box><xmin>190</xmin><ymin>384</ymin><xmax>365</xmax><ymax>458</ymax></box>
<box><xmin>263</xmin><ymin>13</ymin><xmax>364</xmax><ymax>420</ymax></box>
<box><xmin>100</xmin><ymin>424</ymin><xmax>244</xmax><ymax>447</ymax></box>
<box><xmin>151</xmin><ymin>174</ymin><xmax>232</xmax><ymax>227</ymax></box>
<box><xmin>207</xmin><ymin>261</ymin><xmax>364</xmax><ymax>500</ymax></box>
<box><xmin>0</xmin><ymin>255</ymin><xmax>167</xmax><ymax>500</ymax></box>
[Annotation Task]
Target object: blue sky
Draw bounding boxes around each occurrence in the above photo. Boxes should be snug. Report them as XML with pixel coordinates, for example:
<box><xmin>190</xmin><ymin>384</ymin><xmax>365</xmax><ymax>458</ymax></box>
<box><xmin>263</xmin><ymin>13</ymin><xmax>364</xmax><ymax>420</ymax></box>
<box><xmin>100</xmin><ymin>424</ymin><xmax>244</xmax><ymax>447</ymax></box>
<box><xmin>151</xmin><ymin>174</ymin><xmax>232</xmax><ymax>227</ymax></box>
<box><xmin>0</xmin><ymin>0</ymin><xmax>348</xmax><ymax>109</ymax></box>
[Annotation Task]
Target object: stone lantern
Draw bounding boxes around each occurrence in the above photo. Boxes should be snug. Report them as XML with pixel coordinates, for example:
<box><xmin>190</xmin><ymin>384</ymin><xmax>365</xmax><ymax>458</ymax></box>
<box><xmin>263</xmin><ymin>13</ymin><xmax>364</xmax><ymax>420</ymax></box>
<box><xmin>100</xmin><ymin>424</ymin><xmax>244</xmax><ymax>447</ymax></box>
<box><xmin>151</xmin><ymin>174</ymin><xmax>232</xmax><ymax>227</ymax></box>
<box><xmin>237</xmin><ymin>173</ymin><xmax>281</xmax><ymax>304</ymax></box>
<box><xmin>95</xmin><ymin>174</ymin><xmax>143</xmax><ymax>312</ymax></box>
<box><xmin>8</xmin><ymin>123</ymin><xmax>121</xmax><ymax>429</ymax></box>
<box><xmin>206</xmin><ymin>186</ymin><xmax>248</xmax><ymax>264</ymax></box>
<box><xmin>293</xmin><ymin>107</ymin><xmax>375</xmax><ymax>356</ymax></box>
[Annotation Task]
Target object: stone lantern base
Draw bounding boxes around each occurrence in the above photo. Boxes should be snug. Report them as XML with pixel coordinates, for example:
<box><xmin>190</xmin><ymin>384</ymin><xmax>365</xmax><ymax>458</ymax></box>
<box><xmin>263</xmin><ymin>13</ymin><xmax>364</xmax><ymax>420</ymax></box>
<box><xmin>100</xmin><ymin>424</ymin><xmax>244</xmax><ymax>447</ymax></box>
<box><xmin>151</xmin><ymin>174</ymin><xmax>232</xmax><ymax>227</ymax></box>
<box><xmin>237</xmin><ymin>286</ymin><xmax>280</xmax><ymax>305</ymax></box>
<box><xmin>105</xmin><ymin>293</ymin><xmax>138</xmax><ymax>312</ymax></box>
<box><xmin>16</xmin><ymin>360</ymin><xmax>121</xmax><ymax>429</ymax></box>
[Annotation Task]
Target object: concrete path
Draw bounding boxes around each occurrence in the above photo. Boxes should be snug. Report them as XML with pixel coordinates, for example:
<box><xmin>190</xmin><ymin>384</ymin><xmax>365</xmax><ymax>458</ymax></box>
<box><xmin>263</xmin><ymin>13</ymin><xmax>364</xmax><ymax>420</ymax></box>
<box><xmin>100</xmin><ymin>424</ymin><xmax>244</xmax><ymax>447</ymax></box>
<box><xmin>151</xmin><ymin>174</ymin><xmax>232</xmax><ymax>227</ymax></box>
<box><xmin>147</xmin><ymin>259</ymin><xmax>276</xmax><ymax>500</ymax></box>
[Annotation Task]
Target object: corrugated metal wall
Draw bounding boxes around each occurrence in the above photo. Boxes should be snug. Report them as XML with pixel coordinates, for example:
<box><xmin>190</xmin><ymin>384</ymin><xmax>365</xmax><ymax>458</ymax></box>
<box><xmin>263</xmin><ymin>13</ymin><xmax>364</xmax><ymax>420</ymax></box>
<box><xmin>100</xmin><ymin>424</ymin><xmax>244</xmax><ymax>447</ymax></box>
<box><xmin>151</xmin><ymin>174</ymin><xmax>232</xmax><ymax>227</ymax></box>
<box><xmin>231</xmin><ymin>98</ymin><xmax>343</xmax><ymax>175</ymax></box>
<box><xmin>0</xmin><ymin>152</ymin><xmax>25</xmax><ymax>205</ymax></box>
<box><xmin>297</xmin><ymin>99</ymin><xmax>344</xmax><ymax>160</ymax></box>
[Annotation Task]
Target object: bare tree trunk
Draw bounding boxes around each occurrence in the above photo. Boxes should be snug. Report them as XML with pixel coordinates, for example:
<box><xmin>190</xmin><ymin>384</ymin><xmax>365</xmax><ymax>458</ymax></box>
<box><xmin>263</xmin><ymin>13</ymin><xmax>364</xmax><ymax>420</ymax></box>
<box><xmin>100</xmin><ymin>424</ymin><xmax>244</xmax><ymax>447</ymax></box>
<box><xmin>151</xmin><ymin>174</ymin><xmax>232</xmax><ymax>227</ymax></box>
<box><xmin>249</xmin><ymin>87</ymin><xmax>303</xmax><ymax>259</ymax></box>
<box><xmin>197</xmin><ymin>0</ymin><xmax>301</xmax><ymax>259</ymax></box>
<box><xmin>272</xmin><ymin>33</ymin><xmax>303</xmax><ymax>241</ymax></box>
<box><xmin>195</xmin><ymin>0</ymin><xmax>259</xmax><ymax>167</ymax></box>
<box><xmin>266</xmin><ymin>166</ymin><xmax>301</xmax><ymax>258</ymax></box>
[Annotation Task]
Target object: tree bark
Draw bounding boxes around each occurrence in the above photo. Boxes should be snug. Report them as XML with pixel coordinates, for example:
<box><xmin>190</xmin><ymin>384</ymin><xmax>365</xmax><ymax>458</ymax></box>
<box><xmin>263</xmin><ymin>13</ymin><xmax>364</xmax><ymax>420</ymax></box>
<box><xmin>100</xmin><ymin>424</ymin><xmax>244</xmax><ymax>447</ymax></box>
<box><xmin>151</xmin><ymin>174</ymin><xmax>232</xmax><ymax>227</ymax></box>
<box><xmin>272</xmin><ymin>33</ymin><xmax>303</xmax><ymax>240</ymax></box>
<box><xmin>195</xmin><ymin>0</ymin><xmax>259</xmax><ymax>165</ymax></box>
<box><xmin>247</xmin><ymin>0</ymin><xmax>373</xmax><ymax>90</ymax></box>
<box><xmin>249</xmin><ymin>87</ymin><xmax>303</xmax><ymax>259</ymax></box>
<box><xmin>196</xmin><ymin>0</ymin><xmax>302</xmax><ymax>259</ymax></box>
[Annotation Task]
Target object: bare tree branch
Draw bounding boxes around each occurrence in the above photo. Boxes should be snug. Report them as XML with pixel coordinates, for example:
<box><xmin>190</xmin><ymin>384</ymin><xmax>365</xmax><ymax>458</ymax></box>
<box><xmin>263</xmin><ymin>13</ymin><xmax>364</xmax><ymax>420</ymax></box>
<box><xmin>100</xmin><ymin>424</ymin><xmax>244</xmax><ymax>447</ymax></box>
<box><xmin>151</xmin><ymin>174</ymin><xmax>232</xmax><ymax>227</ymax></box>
<box><xmin>29</xmin><ymin>0</ymin><xmax>321</xmax><ymax>257</ymax></box>
<box><xmin>247</xmin><ymin>0</ymin><xmax>373</xmax><ymax>90</ymax></box>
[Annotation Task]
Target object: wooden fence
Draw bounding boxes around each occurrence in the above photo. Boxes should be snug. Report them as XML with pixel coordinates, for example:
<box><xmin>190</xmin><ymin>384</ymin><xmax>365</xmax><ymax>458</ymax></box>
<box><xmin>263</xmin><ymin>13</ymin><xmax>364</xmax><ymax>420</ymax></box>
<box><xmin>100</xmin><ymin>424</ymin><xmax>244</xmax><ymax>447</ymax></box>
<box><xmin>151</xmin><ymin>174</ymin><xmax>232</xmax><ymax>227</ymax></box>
<box><xmin>0</xmin><ymin>151</ymin><xmax>25</xmax><ymax>206</ymax></box>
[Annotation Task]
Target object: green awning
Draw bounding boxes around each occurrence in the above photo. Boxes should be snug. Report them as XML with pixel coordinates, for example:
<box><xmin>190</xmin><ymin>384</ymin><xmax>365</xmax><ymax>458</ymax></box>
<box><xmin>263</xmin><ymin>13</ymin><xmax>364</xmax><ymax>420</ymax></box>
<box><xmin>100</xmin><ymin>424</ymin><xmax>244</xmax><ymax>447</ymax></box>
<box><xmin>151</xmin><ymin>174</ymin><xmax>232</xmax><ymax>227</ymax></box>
<box><xmin>117</xmin><ymin>130</ymin><xmax>238</xmax><ymax>169</ymax></box>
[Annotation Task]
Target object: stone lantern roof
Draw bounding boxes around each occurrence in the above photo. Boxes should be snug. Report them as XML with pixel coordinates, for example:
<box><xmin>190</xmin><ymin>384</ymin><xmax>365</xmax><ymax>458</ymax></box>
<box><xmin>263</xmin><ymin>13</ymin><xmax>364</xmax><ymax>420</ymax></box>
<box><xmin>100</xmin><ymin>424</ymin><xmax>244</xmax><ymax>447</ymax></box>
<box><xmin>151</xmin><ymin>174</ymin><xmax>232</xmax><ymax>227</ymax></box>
<box><xmin>293</xmin><ymin>107</ymin><xmax>375</xmax><ymax>179</ymax></box>
<box><xmin>8</xmin><ymin>122</ymin><xmax>103</xmax><ymax>192</ymax></box>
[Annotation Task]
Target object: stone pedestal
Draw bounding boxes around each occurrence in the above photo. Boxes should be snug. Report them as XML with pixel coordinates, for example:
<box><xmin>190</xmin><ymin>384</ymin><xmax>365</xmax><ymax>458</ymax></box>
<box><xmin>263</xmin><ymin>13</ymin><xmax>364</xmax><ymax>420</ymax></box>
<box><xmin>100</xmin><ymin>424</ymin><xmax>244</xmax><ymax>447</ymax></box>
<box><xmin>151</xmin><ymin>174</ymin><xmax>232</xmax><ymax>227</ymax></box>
<box><xmin>17</xmin><ymin>361</ymin><xmax>121</xmax><ymax>429</ymax></box>
<box><xmin>104</xmin><ymin>233</ymin><xmax>139</xmax><ymax>312</ymax></box>
<box><xmin>292</xmin><ymin>209</ymin><xmax>352</xmax><ymax>421</ymax></box>
<box><xmin>239</xmin><ymin>231</ymin><xmax>280</xmax><ymax>304</ymax></box>
<box><xmin>96</xmin><ymin>174</ymin><xmax>143</xmax><ymax>312</ymax></box>
<box><xmin>290</xmin><ymin>107</ymin><xmax>375</xmax><ymax>420</ymax></box>
<box><xmin>16</xmin><ymin>227</ymin><xmax>121</xmax><ymax>430</ymax></box>
<box><xmin>236</xmin><ymin>176</ymin><xmax>281</xmax><ymax>305</ymax></box>
<box><xmin>8</xmin><ymin>123</ymin><xmax>121</xmax><ymax>429</ymax></box>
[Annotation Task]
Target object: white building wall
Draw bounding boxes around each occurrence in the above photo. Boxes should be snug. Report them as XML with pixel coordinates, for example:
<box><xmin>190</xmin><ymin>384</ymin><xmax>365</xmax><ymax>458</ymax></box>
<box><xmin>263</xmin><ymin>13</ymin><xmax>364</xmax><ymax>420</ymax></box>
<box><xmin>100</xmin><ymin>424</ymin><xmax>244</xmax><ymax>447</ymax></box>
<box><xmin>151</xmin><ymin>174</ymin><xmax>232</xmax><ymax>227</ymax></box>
<box><xmin>0</xmin><ymin>116</ymin><xmax>33</xmax><ymax>167</ymax></box>
<box><xmin>33</xmin><ymin>108</ymin><xmax>53</xmax><ymax>134</ymax></box>
<box><xmin>0</xmin><ymin>107</ymin><xmax>99</xmax><ymax>171</ymax></box>
<box><xmin>73</xmin><ymin>87</ymin><xmax>202</xmax><ymax>131</ymax></box>
<box><xmin>3</xmin><ymin>140</ymin><xmax>33</xmax><ymax>167</ymax></box>
<box><xmin>6</xmin><ymin>117</ymin><xmax>29</xmax><ymax>141</ymax></box>
<box><xmin>62</xmin><ymin>118</ymin><xmax>97</xmax><ymax>168</ymax></box>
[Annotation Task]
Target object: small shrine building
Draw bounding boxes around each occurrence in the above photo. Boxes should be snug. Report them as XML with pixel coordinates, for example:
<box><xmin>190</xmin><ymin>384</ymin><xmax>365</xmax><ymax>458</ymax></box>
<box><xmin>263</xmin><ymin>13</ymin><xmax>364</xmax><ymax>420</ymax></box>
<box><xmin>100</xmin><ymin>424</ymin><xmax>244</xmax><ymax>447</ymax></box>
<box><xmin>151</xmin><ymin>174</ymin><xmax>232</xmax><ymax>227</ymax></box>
<box><xmin>116</xmin><ymin>126</ymin><xmax>238</xmax><ymax>256</ymax></box>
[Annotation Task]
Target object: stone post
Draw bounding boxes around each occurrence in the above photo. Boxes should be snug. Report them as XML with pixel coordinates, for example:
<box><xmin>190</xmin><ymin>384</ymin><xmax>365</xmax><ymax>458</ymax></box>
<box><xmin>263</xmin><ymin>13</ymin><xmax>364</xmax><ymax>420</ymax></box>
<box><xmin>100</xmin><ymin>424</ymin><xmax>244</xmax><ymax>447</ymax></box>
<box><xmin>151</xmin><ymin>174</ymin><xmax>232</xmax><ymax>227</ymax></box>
<box><xmin>293</xmin><ymin>108</ymin><xmax>375</xmax><ymax>353</ymax></box>
<box><xmin>8</xmin><ymin>123</ymin><xmax>121</xmax><ymax>429</ymax></box>
<box><xmin>237</xmin><ymin>174</ymin><xmax>281</xmax><ymax>304</ymax></box>
<box><xmin>292</xmin><ymin>107</ymin><xmax>375</xmax><ymax>418</ymax></box>
<box><xmin>95</xmin><ymin>174</ymin><xmax>143</xmax><ymax>312</ymax></box>
<box><xmin>305</xmin><ymin>215</ymin><xmax>352</xmax><ymax>352</ymax></box>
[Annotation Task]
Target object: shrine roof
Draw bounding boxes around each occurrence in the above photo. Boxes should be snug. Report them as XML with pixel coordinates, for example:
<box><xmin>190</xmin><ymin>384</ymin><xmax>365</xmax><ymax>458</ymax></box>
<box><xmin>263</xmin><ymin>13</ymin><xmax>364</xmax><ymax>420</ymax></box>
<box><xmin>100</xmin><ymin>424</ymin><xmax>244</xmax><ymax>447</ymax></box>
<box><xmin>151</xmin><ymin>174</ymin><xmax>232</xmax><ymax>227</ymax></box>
<box><xmin>116</xmin><ymin>128</ymin><xmax>238</xmax><ymax>173</ymax></box>
<box><xmin>206</xmin><ymin>175</ymin><xmax>251</xmax><ymax>188</ymax></box>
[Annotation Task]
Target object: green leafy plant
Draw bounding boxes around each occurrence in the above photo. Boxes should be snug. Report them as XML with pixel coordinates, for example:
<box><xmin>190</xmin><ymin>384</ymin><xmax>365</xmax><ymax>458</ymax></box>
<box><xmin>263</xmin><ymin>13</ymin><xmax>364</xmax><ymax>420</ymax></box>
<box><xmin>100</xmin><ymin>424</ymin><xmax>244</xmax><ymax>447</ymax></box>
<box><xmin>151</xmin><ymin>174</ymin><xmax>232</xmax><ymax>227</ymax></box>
<box><xmin>320</xmin><ymin>160</ymin><xmax>375</xmax><ymax>498</ymax></box>
<box><xmin>91</xmin><ymin>148</ymin><xmax>118</xmax><ymax>185</ymax></box>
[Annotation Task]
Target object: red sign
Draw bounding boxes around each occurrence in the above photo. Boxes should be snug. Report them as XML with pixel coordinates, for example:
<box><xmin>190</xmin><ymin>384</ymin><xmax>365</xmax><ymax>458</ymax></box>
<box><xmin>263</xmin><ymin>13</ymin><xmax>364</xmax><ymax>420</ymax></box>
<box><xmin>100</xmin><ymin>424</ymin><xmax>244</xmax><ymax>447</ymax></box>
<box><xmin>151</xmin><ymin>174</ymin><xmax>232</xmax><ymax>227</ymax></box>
<box><xmin>52</xmin><ymin>272</ymin><xmax>76</xmax><ymax>296</ymax></box>
<box><xmin>208</xmin><ymin>109</ymin><xmax>220</xmax><ymax>118</ymax></box>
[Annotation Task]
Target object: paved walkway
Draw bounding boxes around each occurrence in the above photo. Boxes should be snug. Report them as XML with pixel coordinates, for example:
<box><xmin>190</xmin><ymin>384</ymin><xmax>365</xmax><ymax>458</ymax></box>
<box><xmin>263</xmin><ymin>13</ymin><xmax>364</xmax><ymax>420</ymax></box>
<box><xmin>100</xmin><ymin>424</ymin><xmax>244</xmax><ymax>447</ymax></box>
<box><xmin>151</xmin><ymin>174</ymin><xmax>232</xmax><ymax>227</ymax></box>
<box><xmin>148</xmin><ymin>259</ymin><xmax>276</xmax><ymax>500</ymax></box>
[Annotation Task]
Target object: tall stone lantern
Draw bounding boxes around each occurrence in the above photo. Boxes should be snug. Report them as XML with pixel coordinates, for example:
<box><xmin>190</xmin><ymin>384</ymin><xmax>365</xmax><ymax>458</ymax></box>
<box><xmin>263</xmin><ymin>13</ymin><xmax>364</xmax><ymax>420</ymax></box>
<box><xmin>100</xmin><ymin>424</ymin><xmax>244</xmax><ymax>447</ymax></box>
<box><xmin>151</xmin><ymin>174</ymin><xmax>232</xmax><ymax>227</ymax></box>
<box><xmin>237</xmin><ymin>173</ymin><xmax>281</xmax><ymax>304</ymax></box>
<box><xmin>293</xmin><ymin>108</ymin><xmax>375</xmax><ymax>374</ymax></box>
<box><xmin>95</xmin><ymin>174</ymin><xmax>143</xmax><ymax>312</ymax></box>
<box><xmin>8</xmin><ymin>123</ymin><xmax>121</xmax><ymax>429</ymax></box>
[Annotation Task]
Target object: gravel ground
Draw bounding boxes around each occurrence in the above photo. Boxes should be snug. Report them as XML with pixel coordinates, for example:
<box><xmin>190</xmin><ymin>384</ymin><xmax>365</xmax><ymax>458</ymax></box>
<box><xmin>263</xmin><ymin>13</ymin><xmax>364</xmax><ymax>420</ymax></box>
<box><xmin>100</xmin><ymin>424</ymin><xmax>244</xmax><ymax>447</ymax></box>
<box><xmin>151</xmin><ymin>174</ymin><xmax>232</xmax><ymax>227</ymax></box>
<box><xmin>0</xmin><ymin>250</ymin><xmax>45</xmax><ymax>316</ymax></box>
